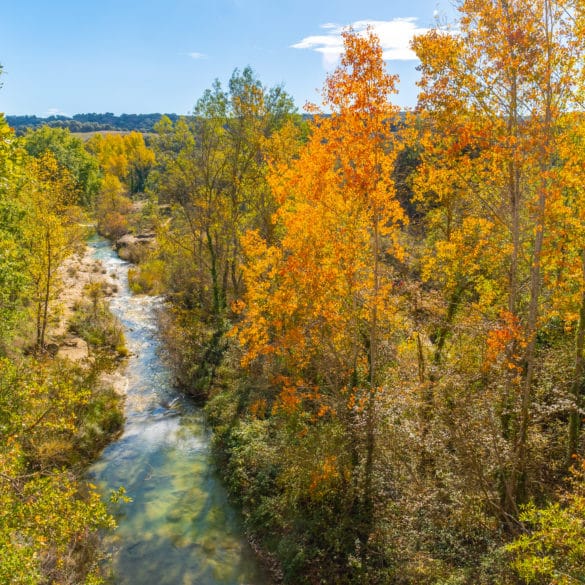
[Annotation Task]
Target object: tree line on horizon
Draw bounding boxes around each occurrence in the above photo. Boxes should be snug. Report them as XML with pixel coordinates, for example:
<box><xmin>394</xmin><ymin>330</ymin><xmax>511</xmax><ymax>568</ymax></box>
<box><xmin>6</xmin><ymin>112</ymin><xmax>182</xmax><ymax>135</ymax></box>
<box><xmin>5</xmin><ymin>112</ymin><xmax>335</xmax><ymax>137</ymax></box>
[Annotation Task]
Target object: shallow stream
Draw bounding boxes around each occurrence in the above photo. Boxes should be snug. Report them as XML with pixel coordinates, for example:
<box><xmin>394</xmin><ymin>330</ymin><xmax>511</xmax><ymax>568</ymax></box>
<box><xmin>87</xmin><ymin>237</ymin><xmax>269</xmax><ymax>585</ymax></box>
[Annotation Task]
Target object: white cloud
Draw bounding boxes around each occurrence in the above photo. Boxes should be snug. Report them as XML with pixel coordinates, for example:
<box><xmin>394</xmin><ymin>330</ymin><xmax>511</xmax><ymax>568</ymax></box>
<box><xmin>45</xmin><ymin>107</ymin><xmax>68</xmax><ymax>117</ymax></box>
<box><xmin>291</xmin><ymin>19</ymin><xmax>429</xmax><ymax>69</ymax></box>
<box><xmin>187</xmin><ymin>52</ymin><xmax>207</xmax><ymax>60</ymax></box>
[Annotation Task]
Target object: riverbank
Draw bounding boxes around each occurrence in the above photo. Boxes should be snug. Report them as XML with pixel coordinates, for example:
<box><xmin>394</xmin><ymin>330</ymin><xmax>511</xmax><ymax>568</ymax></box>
<box><xmin>47</xmin><ymin>242</ymin><xmax>121</xmax><ymax>362</ymax></box>
<box><xmin>0</xmin><ymin>236</ymin><xmax>128</xmax><ymax>585</ymax></box>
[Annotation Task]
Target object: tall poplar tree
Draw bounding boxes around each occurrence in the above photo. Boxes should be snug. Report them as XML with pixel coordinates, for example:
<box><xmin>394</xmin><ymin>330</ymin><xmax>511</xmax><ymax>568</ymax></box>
<box><xmin>413</xmin><ymin>0</ymin><xmax>585</xmax><ymax>520</ymax></box>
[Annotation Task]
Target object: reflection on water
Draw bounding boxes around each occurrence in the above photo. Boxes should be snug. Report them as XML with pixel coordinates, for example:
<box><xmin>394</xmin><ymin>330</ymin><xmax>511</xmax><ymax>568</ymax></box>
<box><xmin>87</xmin><ymin>237</ymin><xmax>269</xmax><ymax>585</ymax></box>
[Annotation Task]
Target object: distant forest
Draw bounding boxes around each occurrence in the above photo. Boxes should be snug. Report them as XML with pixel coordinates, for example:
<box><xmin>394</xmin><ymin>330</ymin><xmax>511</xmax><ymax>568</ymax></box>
<box><xmin>6</xmin><ymin>112</ymin><xmax>323</xmax><ymax>136</ymax></box>
<box><xmin>6</xmin><ymin>112</ymin><xmax>181</xmax><ymax>134</ymax></box>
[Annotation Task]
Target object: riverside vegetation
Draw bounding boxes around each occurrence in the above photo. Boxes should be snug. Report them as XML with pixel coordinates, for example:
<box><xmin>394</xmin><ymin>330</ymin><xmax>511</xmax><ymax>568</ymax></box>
<box><xmin>5</xmin><ymin>0</ymin><xmax>585</xmax><ymax>583</ymax></box>
<box><xmin>0</xmin><ymin>99</ymin><xmax>127</xmax><ymax>582</ymax></box>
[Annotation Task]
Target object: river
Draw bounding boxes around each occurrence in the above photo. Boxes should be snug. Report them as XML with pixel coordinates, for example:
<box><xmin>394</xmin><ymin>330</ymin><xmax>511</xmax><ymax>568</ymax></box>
<box><xmin>87</xmin><ymin>237</ymin><xmax>270</xmax><ymax>585</ymax></box>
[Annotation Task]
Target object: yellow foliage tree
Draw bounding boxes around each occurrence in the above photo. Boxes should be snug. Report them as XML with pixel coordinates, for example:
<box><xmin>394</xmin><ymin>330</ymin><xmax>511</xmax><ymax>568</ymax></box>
<box><xmin>87</xmin><ymin>131</ymin><xmax>155</xmax><ymax>194</ymax></box>
<box><xmin>21</xmin><ymin>152</ymin><xmax>81</xmax><ymax>350</ymax></box>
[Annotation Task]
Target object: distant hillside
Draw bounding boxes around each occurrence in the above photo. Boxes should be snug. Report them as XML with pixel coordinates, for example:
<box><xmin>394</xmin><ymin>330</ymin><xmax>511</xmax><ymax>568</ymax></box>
<box><xmin>6</xmin><ymin>112</ymin><xmax>182</xmax><ymax>135</ymax></box>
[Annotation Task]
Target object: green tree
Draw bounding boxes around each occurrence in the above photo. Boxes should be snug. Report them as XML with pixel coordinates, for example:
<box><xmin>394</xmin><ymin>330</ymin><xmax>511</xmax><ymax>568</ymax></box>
<box><xmin>154</xmin><ymin>68</ymin><xmax>298</xmax><ymax>319</ymax></box>
<box><xmin>23</xmin><ymin>126</ymin><xmax>101</xmax><ymax>208</ymax></box>
<box><xmin>151</xmin><ymin>68</ymin><xmax>299</xmax><ymax>397</ymax></box>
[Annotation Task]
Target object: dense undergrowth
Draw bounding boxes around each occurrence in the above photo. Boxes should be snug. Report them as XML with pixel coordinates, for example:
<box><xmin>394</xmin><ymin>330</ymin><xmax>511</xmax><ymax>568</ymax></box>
<box><xmin>69</xmin><ymin>280</ymin><xmax>128</xmax><ymax>359</ymax></box>
<box><xmin>0</xmin><ymin>349</ymin><xmax>125</xmax><ymax>584</ymax></box>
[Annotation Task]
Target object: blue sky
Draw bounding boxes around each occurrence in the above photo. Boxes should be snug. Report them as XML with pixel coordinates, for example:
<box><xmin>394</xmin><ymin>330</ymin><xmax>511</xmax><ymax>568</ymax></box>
<box><xmin>0</xmin><ymin>0</ymin><xmax>454</xmax><ymax>116</ymax></box>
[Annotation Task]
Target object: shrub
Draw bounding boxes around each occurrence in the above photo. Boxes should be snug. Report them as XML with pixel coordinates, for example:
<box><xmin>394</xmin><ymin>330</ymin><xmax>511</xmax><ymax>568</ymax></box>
<box><xmin>128</xmin><ymin>259</ymin><xmax>165</xmax><ymax>294</ymax></box>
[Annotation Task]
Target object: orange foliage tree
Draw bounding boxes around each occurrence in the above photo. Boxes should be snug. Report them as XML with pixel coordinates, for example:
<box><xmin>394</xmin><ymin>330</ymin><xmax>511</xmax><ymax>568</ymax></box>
<box><xmin>235</xmin><ymin>29</ymin><xmax>406</xmax><ymax>560</ymax></box>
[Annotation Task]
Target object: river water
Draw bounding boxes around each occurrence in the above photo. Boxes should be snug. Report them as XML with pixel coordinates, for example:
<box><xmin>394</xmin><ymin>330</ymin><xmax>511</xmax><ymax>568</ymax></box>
<box><xmin>87</xmin><ymin>237</ymin><xmax>270</xmax><ymax>585</ymax></box>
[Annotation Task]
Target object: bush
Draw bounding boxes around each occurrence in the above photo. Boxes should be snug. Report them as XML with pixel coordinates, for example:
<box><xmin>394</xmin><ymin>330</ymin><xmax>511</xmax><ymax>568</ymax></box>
<box><xmin>128</xmin><ymin>259</ymin><xmax>165</xmax><ymax>294</ymax></box>
<box><xmin>69</xmin><ymin>283</ymin><xmax>127</xmax><ymax>359</ymax></box>
<box><xmin>98</xmin><ymin>211</ymin><xmax>129</xmax><ymax>240</ymax></box>
<box><xmin>508</xmin><ymin>460</ymin><xmax>585</xmax><ymax>584</ymax></box>
<box><xmin>0</xmin><ymin>357</ymin><xmax>123</xmax><ymax>585</ymax></box>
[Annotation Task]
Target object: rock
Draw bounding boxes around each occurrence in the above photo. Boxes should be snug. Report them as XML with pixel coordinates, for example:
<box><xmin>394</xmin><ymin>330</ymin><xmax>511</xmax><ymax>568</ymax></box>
<box><xmin>115</xmin><ymin>233</ymin><xmax>155</xmax><ymax>250</ymax></box>
<box><xmin>46</xmin><ymin>343</ymin><xmax>59</xmax><ymax>356</ymax></box>
<box><xmin>115</xmin><ymin>233</ymin><xmax>156</xmax><ymax>263</ymax></box>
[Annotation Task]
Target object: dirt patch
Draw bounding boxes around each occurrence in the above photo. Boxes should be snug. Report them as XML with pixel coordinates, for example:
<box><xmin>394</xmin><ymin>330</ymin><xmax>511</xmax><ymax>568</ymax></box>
<box><xmin>48</xmin><ymin>245</ymin><xmax>119</xmax><ymax>362</ymax></box>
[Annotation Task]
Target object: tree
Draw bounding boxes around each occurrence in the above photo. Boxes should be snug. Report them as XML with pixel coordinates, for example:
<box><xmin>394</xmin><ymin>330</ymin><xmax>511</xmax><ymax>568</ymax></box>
<box><xmin>153</xmin><ymin>68</ymin><xmax>298</xmax><ymax>319</ymax></box>
<box><xmin>124</xmin><ymin>131</ymin><xmax>156</xmax><ymax>193</ymax></box>
<box><xmin>235</xmin><ymin>29</ymin><xmax>406</xmax><ymax>576</ymax></box>
<box><xmin>23</xmin><ymin>126</ymin><xmax>101</xmax><ymax>208</ymax></box>
<box><xmin>150</xmin><ymin>69</ymin><xmax>299</xmax><ymax>397</ymax></box>
<box><xmin>0</xmin><ymin>115</ymin><xmax>29</xmax><ymax>346</ymax></box>
<box><xmin>412</xmin><ymin>0</ymin><xmax>585</xmax><ymax>521</ymax></box>
<box><xmin>21</xmin><ymin>152</ymin><xmax>81</xmax><ymax>350</ymax></box>
<box><xmin>541</xmin><ymin>115</ymin><xmax>585</xmax><ymax>465</ymax></box>
<box><xmin>86</xmin><ymin>131</ymin><xmax>154</xmax><ymax>195</ymax></box>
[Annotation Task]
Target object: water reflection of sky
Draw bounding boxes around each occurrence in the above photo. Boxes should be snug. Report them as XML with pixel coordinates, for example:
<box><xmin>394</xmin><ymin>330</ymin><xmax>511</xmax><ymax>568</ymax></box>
<box><xmin>87</xmin><ymin>237</ymin><xmax>270</xmax><ymax>585</ymax></box>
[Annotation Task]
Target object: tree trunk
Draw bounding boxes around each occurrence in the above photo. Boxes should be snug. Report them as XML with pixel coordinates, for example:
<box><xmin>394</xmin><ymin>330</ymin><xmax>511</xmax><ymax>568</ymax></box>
<box><xmin>361</xmin><ymin>212</ymin><xmax>379</xmax><ymax>562</ymax></box>
<box><xmin>206</xmin><ymin>228</ymin><xmax>222</xmax><ymax>318</ymax></box>
<box><xmin>567</xmin><ymin>250</ymin><xmax>585</xmax><ymax>465</ymax></box>
<box><xmin>510</xmin><ymin>0</ymin><xmax>553</xmax><ymax>512</ymax></box>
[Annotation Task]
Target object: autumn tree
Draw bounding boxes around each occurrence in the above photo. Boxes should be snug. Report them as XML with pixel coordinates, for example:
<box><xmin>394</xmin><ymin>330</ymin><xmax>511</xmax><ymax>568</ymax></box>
<box><xmin>150</xmin><ymin>68</ymin><xmax>299</xmax><ymax>397</ymax></box>
<box><xmin>0</xmin><ymin>115</ymin><xmax>29</xmax><ymax>347</ymax></box>
<box><xmin>21</xmin><ymin>152</ymin><xmax>82</xmax><ymax>350</ymax></box>
<box><xmin>87</xmin><ymin>131</ymin><xmax>155</xmax><ymax>240</ymax></box>
<box><xmin>123</xmin><ymin>131</ymin><xmax>156</xmax><ymax>193</ymax></box>
<box><xmin>537</xmin><ymin>115</ymin><xmax>585</xmax><ymax>467</ymax></box>
<box><xmin>412</xmin><ymin>0</ymin><xmax>585</xmax><ymax>522</ymax></box>
<box><xmin>95</xmin><ymin>173</ymin><xmax>133</xmax><ymax>239</ymax></box>
<box><xmin>235</xmin><ymin>29</ymin><xmax>406</xmax><ymax>577</ymax></box>
<box><xmin>87</xmin><ymin>131</ymin><xmax>155</xmax><ymax>195</ymax></box>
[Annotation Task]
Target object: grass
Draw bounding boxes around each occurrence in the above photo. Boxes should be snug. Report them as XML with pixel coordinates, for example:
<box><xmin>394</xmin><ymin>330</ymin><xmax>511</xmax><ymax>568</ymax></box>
<box><xmin>128</xmin><ymin>259</ymin><xmax>165</xmax><ymax>295</ymax></box>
